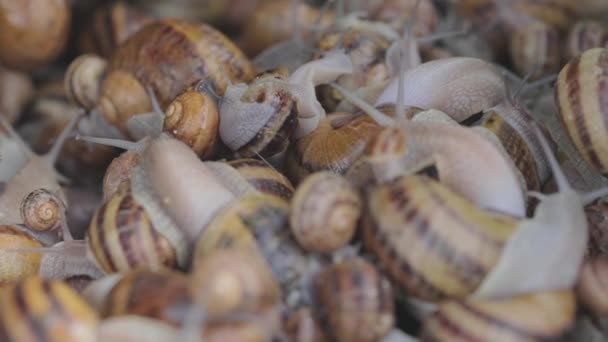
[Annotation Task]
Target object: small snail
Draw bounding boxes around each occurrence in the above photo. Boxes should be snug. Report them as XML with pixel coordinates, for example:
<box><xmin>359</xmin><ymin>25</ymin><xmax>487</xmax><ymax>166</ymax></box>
<box><xmin>101</xmin><ymin>150</ymin><xmax>140</xmax><ymax>201</ymax></box>
<box><xmin>290</xmin><ymin>172</ymin><xmax>361</xmax><ymax>254</ymax></box>
<box><xmin>313</xmin><ymin>257</ymin><xmax>394</xmax><ymax>342</ymax></box>
<box><xmin>420</xmin><ymin>290</ymin><xmax>576</xmax><ymax>341</ymax></box>
<box><xmin>564</xmin><ymin>20</ymin><xmax>608</xmax><ymax>62</ymax></box>
<box><xmin>555</xmin><ymin>48</ymin><xmax>608</xmax><ymax>174</ymax></box>
<box><xmin>509</xmin><ymin>20</ymin><xmax>561</xmax><ymax>80</ymax></box>
<box><xmin>20</xmin><ymin>189</ymin><xmax>65</xmax><ymax>233</ymax></box>
<box><xmin>0</xmin><ymin>276</ymin><xmax>99</xmax><ymax>342</ymax></box>
<box><xmin>0</xmin><ymin>0</ymin><xmax>71</xmax><ymax>71</ymax></box>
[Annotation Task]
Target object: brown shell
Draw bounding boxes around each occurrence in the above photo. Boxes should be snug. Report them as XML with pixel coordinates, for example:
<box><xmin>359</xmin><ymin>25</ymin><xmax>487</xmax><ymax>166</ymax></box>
<box><xmin>577</xmin><ymin>258</ymin><xmax>608</xmax><ymax>334</ymax></box>
<box><xmin>0</xmin><ymin>276</ymin><xmax>99</xmax><ymax>341</ymax></box>
<box><xmin>228</xmin><ymin>158</ymin><xmax>294</xmax><ymax>200</ymax></box>
<box><xmin>314</xmin><ymin>258</ymin><xmax>394</xmax><ymax>342</ymax></box>
<box><xmin>315</xmin><ymin>28</ymin><xmax>392</xmax><ymax>113</ymax></box>
<box><xmin>509</xmin><ymin>20</ymin><xmax>562</xmax><ymax>79</ymax></box>
<box><xmin>163</xmin><ymin>86</ymin><xmax>219</xmax><ymax>159</ymax></box>
<box><xmin>20</xmin><ymin>189</ymin><xmax>64</xmax><ymax>232</ymax></box>
<box><xmin>0</xmin><ymin>0</ymin><xmax>70</xmax><ymax>71</ymax></box>
<box><xmin>420</xmin><ymin>290</ymin><xmax>576</xmax><ymax>341</ymax></box>
<box><xmin>78</xmin><ymin>1</ymin><xmax>153</xmax><ymax>58</ymax></box>
<box><xmin>86</xmin><ymin>193</ymin><xmax>179</xmax><ymax>273</ymax></box>
<box><xmin>564</xmin><ymin>20</ymin><xmax>608</xmax><ymax>62</ymax></box>
<box><xmin>240</xmin><ymin>0</ymin><xmax>335</xmax><ymax>56</ymax></box>
<box><xmin>285</xmin><ymin>112</ymin><xmax>380</xmax><ymax>185</ymax></box>
<box><xmin>0</xmin><ymin>225</ymin><xmax>43</xmax><ymax>286</ymax></box>
<box><xmin>65</xmin><ymin>54</ymin><xmax>108</xmax><ymax>110</ymax></box>
<box><xmin>555</xmin><ymin>48</ymin><xmax>608</xmax><ymax>174</ymax></box>
<box><xmin>195</xmin><ymin>193</ymin><xmax>310</xmax><ymax>309</ymax></box>
<box><xmin>290</xmin><ymin>172</ymin><xmax>361</xmax><ymax>254</ymax></box>
<box><xmin>99</xmin><ymin>19</ymin><xmax>255</xmax><ymax>137</ymax></box>
<box><xmin>0</xmin><ymin>67</ymin><xmax>33</xmax><ymax>124</ymax></box>
<box><xmin>362</xmin><ymin>175</ymin><xmax>517</xmax><ymax>301</ymax></box>
<box><xmin>101</xmin><ymin>270</ymin><xmax>192</xmax><ymax>327</ymax></box>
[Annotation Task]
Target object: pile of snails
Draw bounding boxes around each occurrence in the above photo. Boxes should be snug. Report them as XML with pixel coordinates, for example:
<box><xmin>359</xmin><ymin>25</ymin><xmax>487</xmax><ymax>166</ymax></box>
<box><xmin>2</xmin><ymin>0</ymin><xmax>608</xmax><ymax>341</ymax></box>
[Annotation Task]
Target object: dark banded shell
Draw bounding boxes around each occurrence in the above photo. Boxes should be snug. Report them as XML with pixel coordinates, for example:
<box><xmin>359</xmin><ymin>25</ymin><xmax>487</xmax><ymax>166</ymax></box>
<box><xmin>101</xmin><ymin>270</ymin><xmax>192</xmax><ymax>327</ymax></box>
<box><xmin>362</xmin><ymin>175</ymin><xmax>517</xmax><ymax>301</ymax></box>
<box><xmin>565</xmin><ymin>20</ymin><xmax>608</xmax><ymax>62</ymax></box>
<box><xmin>290</xmin><ymin>172</ymin><xmax>361</xmax><ymax>254</ymax></box>
<box><xmin>285</xmin><ymin>112</ymin><xmax>380</xmax><ymax>185</ymax></box>
<box><xmin>509</xmin><ymin>20</ymin><xmax>561</xmax><ymax>80</ymax></box>
<box><xmin>555</xmin><ymin>48</ymin><xmax>608</xmax><ymax>174</ymax></box>
<box><xmin>420</xmin><ymin>290</ymin><xmax>576</xmax><ymax>341</ymax></box>
<box><xmin>86</xmin><ymin>193</ymin><xmax>179</xmax><ymax>273</ymax></box>
<box><xmin>0</xmin><ymin>277</ymin><xmax>98</xmax><ymax>342</ymax></box>
<box><xmin>314</xmin><ymin>258</ymin><xmax>394</xmax><ymax>342</ymax></box>
<box><xmin>228</xmin><ymin>158</ymin><xmax>294</xmax><ymax>200</ymax></box>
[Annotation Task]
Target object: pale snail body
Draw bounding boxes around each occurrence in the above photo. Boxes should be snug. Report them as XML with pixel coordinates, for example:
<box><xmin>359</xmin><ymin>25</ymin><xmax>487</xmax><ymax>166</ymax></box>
<box><xmin>314</xmin><ymin>258</ymin><xmax>395</xmax><ymax>342</ymax></box>
<box><xmin>290</xmin><ymin>172</ymin><xmax>361</xmax><ymax>254</ymax></box>
<box><xmin>555</xmin><ymin>48</ymin><xmax>608</xmax><ymax>174</ymax></box>
<box><xmin>420</xmin><ymin>290</ymin><xmax>576</xmax><ymax>341</ymax></box>
<box><xmin>0</xmin><ymin>276</ymin><xmax>99</xmax><ymax>342</ymax></box>
<box><xmin>375</xmin><ymin>57</ymin><xmax>506</xmax><ymax>122</ymax></box>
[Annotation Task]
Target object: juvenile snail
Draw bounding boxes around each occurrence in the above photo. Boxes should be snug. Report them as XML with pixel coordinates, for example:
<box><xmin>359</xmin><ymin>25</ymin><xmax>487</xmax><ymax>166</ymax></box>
<box><xmin>0</xmin><ymin>0</ymin><xmax>71</xmax><ymax>71</ymax></box>
<box><xmin>290</xmin><ymin>172</ymin><xmax>361</xmax><ymax>254</ymax></box>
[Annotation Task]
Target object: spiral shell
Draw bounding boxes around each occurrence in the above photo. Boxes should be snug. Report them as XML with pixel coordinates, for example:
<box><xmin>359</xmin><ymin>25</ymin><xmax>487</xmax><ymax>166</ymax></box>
<box><xmin>420</xmin><ymin>290</ymin><xmax>576</xmax><ymax>341</ymax></box>
<box><xmin>565</xmin><ymin>20</ymin><xmax>608</xmax><ymax>62</ymax></box>
<box><xmin>227</xmin><ymin>158</ymin><xmax>294</xmax><ymax>200</ymax></box>
<box><xmin>0</xmin><ymin>276</ymin><xmax>98</xmax><ymax>342</ymax></box>
<box><xmin>65</xmin><ymin>54</ymin><xmax>108</xmax><ymax>110</ymax></box>
<box><xmin>163</xmin><ymin>85</ymin><xmax>219</xmax><ymax>159</ymax></box>
<box><xmin>0</xmin><ymin>225</ymin><xmax>43</xmax><ymax>285</ymax></box>
<box><xmin>314</xmin><ymin>258</ymin><xmax>394</xmax><ymax>342</ymax></box>
<box><xmin>285</xmin><ymin>112</ymin><xmax>380</xmax><ymax>184</ymax></box>
<box><xmin>555</xmin><ymin>48</ymin><xmax>608</xmax><ymax>174</ymax></box>
<box><xmin>290</xmin><ymin>172</ymin><xmax>361</xmax><ymax>254</ymax></box>
<box><xmin>20</xmin><ymin>189</ymin><xmax>64</xmax><ymax>232</ymax></box>
<box><xmin>363</xmin><ymin>175</ymin><xmax>517</xmax><ymax>301</ymax></box>
<box><xmin>86</xmin><ymin>192</ymin><xmax>181</xmax><ymax>273</ymax></box>
<box><xmin>509</xmin><ymin>20</ymin><xmax>561</xmax><ymax>79</ymax></box>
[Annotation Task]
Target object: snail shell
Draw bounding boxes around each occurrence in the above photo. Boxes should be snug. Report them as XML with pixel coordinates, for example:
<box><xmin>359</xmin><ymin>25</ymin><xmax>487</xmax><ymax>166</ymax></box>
<box><xmin>102</xmin><ymin>150</ymin><xmax>141</xmax><ymax>201</ymax></box>
<box><xmin>20</xmin><ymin>189</ymin><xmax>64</xmax><ymax>232</ymax></box>
<box><xmin>227</xmin><ymin>158</ymin><xmax>294</xmax><ymax>200</ymax></box>
<box><xmin>290</xmin><ymin>172</ymin><xmax>361</xmax><ymax>254</ymax></box>
<box><xmin>78</xmin><ymin>1</ymin><xmax>153</xmax><ymax>58</ymax></box>
<box><xmin>87</xmin><ymin>192</ymin><xmax>181</xmax><ymax>273</ymax></box>
<box><xmin>577</xmin><ymin>258</ymin><xmax>608</xmax><ymax>334</ymax></box>
<box><xmin>0</xmin><ymin>225</ymin><xmax>43</xmax><ymax>285</ymax></box>
<box><xmin>314</xmin><ymin>258</ymin><xmax>394</xmax><ymax>342</ymax></box>
<box><xmin>285</xmin><ymin>112</ymin><xmax>380</xmax><ymax>185</ymax></box>
<box><xmin>0</xmin><ymin>0</ymin><xmax>71</xmax><ymax>71</ymax></box>
<box><xmin>420</xmin><ymin>290</ymin><xmax>576</xmax><ymax>341</ymax></box>
<box><xmin>92</xmin><ymin>19</ymin><xmax>254</xmax><ymax>138</ymax></box>
<box><xmin>163</xmin><ymin>83</ymin><xmax>220</xmax><ymax>159</ymax></box>
<box><xmin>555</xmin><ymin>48</ymin><xmax>608</xmax><ymax>174</ymax></box>
<box><xmin>509</xmin><ymin>20</ymin><xmax>562</xmax><ymax>80</ymax></box>
<box><xmin>369</xmin><ymin>0</ymin><xmax>439</xmax><ymax>37</ymax></box>
<box><xmin>363</xmin><ymin>175</ymin><xmax>517</xmax><ymax>301</ymax></box>
<box><xmin>65</xmin><ymin>54</ymin><xmax>108</xmax><ymax>111</ymax></box>
<box><xmin>0</xmin><ymin>276</ymin><xmax>99</xmax><ymax>342</ymax></box>
<box><xmin>564</xmin><ymin>20</ymin><xmax>608</xmax><ymax>62</ymax></box>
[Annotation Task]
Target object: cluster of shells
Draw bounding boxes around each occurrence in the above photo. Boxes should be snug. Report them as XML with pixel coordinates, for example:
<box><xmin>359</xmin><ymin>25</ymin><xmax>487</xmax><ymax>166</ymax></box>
<box><xmin>3</xmin><ymin>0</ymin><xmax>608</xmax><ymax>341</ymax></box>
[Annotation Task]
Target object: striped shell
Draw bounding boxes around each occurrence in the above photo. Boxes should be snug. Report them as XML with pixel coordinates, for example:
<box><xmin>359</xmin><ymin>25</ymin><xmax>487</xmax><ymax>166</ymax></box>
<box><xmin>97</xmin><ymin>19</ymin><xmax>254</xmax><ymax>137</ymax></box>
<box><xmin>314</xmin><ymin>258</ymin><xmax>394</xmax><ymax>342</ymax></box>
<box><xmin>100</xmin><ymin>270</ymin><xmax>192</xmax><ymax>326</ymax></box>
<box><xmin>20</xmin><ymin>189</ymin><xmax>64</xmax><ymax>232</ymax></box>
<box><xmin>285</xmin><ymin>112</ymin><xmax>380</xmax><ymax>185</ymax></box>
<box><xmin>0</xmin><ymin>277</ymin><xmax>98</xmax><ymax>342</ymax></box>
<box><xmin>420</xmin><ymin>290</ymin><xmax>576</xmax><ymax>341</ymax></box>
<box><xmin>564</xmin><ymin>20</ymin><xmax>608</xmax><ymax>62</ymax></box>
<box><xmin>509</xmin><ymin>20</ymin><xmax>561</xmax><ymax>80</ymax></box>
<box><xmin>555</xmin><ymin>48</ymin><xmax>608</xmax><ymax>174</ymax></box>
<box><xmin>86</xmin><ymin>192</ymin><xmax>180</xmax><ymax>273</ymax></box>
<box><xmin>0</xmin><ymin>225</ymin><xmax>43</xmax><ymax>285</ymax></box>
<box><xmin>227</xmin><ymin>158</ymin><xmax>294</xmax><ymax>200</ymax></box>
<box><xmin>362</xmin><ymin>175</ymin><xmax>517</xmax><ymax>301</ymax></box>
<box><xmin>290</xmin><ymin>172</ymin><xmax>361</xmax><ymax>254</ymax></box>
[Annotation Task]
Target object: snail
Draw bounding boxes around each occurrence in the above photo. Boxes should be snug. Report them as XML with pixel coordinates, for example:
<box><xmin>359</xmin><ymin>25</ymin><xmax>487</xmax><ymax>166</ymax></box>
<box><xmin>289</xmin><ymin>172</ymin><xmax>361</xmax><ymax>254</ymax></box>
<box><xmin>0</xmin><ymin>224</ymin><xmax>44</xmax><ymax>285</ymax></box>
<box><xmin>420</xmin><ymin>290</ymin><xmax>576</xmax><ymax>341</ymax></box>
<box><xmin>313</xmin><ymin>257</ymin><xmax>394</xmax><ymax>342</ymax></box>
<box><xmin>555</xmin><ymin>48</ymin><xmax>608</xmax><ymax>175</ymax></box>
<box><xmin>564</xmin><ymin>20</ymin><xmax>608</xmax><ymax>62</ymax></box>
<box><xmin>0</xmin><ymin>67</ymin><xmax>34</xmax><ymax>124</ymax></box>
<box><xmin>0</xmin><ymin>276</ymin><xmax>99</xmax><ymax>342</ymax></box>
<box><xmin>66</xmin><ymin>19</ymin><xmax>255</xmax><ymax>140</ymax></box>
<box><xmin>227</xmin><ymin>158</ymin><xmax>294</xmax><ymax>200</ymax></box>
<box><xmin>509</xmin><ymin>20</ymin><xmax>562</xmax><ymax>80</ymax></box>
<box><xmin>0</xmin><ymin>0</ymin><xmax>71</xmax><ymax>71</ymax></box>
